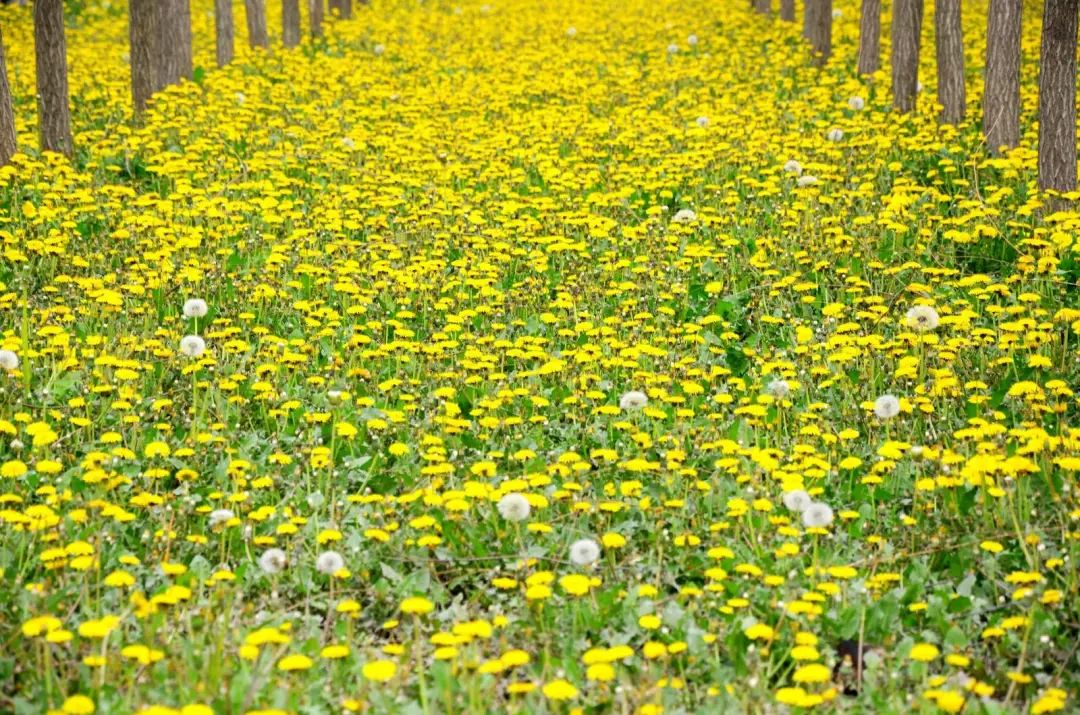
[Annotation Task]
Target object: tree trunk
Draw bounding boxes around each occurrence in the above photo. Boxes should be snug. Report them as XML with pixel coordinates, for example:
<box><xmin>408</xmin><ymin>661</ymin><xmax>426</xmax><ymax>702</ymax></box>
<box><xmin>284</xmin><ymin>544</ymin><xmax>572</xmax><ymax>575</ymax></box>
<box><xmin>1038</xmin><ymin>0</ymin><xmax>1079</xmax><ymax>192</ymax></box>
<box><xmin>216</xmin><ymin>0</ymin><xmax>235</xmax><ymax>66</ymax></box>
<box><xmin>329</xmin><ymin>0</ymin><xmax>351</xmax><ymax>19</ymax></box>
<box><xmin>983</xmin><ymin>0</ymin><xmax>1022</xmax><ymax>153</ymax></box>
<box><xmin>130</xmin><ymin>0</ymin><xmax>164</xmax><ymax>114</ymax></box>
<box><xmin>159</xmin><ymin>0</ymin><xmax>192</xmax><ymax>84</ymax></box>
<box><xmin>283</xmin><ymin>0</ymin><xmax>301</xmax><ymax>47</ymax></box>
<box><xmin>0</xmin><ymin>27</ymin><xmax>16</xmax><ymax>166</ymax></box>
<box><xmin>780</xmin><ymin>0</ymin><xmax>795</xmax><ymax>21</ymax></box>
<box><xmin>891</xmin><ymin>0</ymin><xmax>923</xmax><ymax>112</ymax></box>
<box><xmin>935</xmin><ymin>0</ymin><xmax>965</xmax><ymax>123</ymax></box>
<box><xmin>857</xmin><ymin>0</ymin><xmax>881</xmax><ymax>73</ymax></box>
<box><xmin>754</xmin><ymin>0</ymin><xmax>771</xmax><ymax>14</ymax></box>
<box><xmin>310</xmin><ymin>0</ymin><xmax>324</xmax><ymax>36</ymax></box>
<box><xmin>33</xmin><ymin>0</ymin><xmax>72</xmax><ymax>155</ymax></box>
<box><xmin>245</xmin><ymin>0</ymin><xmax>269</xmax><ymax>47</ymax></box>
<box><xmin>805</xmin><ymin>0</ymin><xmax>832</xmax><ymax>63</ymax></box>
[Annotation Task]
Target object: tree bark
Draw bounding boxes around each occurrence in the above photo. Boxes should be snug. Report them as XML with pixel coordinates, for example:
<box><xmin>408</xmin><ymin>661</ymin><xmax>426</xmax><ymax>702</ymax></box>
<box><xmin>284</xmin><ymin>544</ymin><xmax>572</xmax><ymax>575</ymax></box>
<box><xmin>934</xmin><ymin>0</ymin><xmax>965</xmax><ymax>123</ymax></box>
<box><xmin>283</xmin><ymin>0</ymin><xmax>301</xmax><ymax>47</ymax></box>
<box><xmin>857</xmin><ymin>0</ymin><xmax>881</xmax><ymax>73</ymax></box>
<box><xmin>245</xmin><ymin>0</ymin><xmax>269</xmax><ymax>47</ymax></box>
<box><xmin>329</xmin><ymin>0</ymin><xmax>352</xmax><ymax>19</ymax></box>
<box><xmin>159</xmin><ymin>0</ymin><xmax>192</xmax><ymax>84</ymax></box>
<box><xmin>130</xmin><ymin>0</ymin><xmax>162</xmax><ymax>114</ymax></box>
<box><xmin>216</xmin><ymin>0</ymin><xmax>235</xmax><ymax>66</ymax></box>
<box><xmin>804</xmin><ymin>0</ymin><xmax>832</xmax><ymax>63</ymax></box>
<box><xmin>754</xmin><ymin>0</ymin><xmax>771</xmax><ymax>14</ymax></box>
<box><xmin>33</xmin><ymin>0</ymin><xmax>72</xmax><ymax>155</ymax></box>
<box><xmin>891</xmin><ymin>0</ymin><xmax>923</xmax><ymax>112</ymax></box>
<box><xmin>310</xmin><ymin>0</ymin><xmax>324</xmax><ymax>36</ymax></box>
<box><xmin>983</xmin><ymin>0</ymin><xmax>1022</xmax><ymax>153</ymax></box>
<box><xmin>1038</xmin><ymin>0</ymin><xmax>1079</xmax><ymax>192</ymax></box>
<box><xmin>0</xmin><ymin>26</ymin><xmax>16</xmax><ymax>166</ymax></box>
<box><xmin>780</xmin><ymin>0</ymin><xmax>795</xmax><ymax>21</ymax></box>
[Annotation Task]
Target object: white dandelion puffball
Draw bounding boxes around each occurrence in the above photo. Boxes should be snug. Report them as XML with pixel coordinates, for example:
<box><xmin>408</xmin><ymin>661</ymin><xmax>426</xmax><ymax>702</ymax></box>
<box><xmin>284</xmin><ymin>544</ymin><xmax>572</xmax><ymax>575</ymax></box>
<box><xmin>905</xmin><ymin>304</ymin><xmax>940</xmax><ymax>332</ymax></box>
<box><xmin>874</xmin><ymin>394</ymin><xmax>901</xmax><ymax>420</ymax></box>
<box><xmin>315</xmin><ymin>550</ymin><xmax>345</xmax><ymax>575</ymax></box>
<box><xmin>667</xmin><ymin>43</ymin><xmax>679</xmax><ymax>54</ymax></box>
<box><xmin>259</xmin><ymin>548</ymin><xmax>288</xmax><ymax>574</ymax></box>
<box><xmin>570</xmin><ymin>538</ymin><xmax>601</xmax><ymax>566</ymax></box>
<box><xmin>687</xmin><ymin>34</ymin><xmax>698</xmax><ymax>46</ymax></box>
<box><xmin>672</xmin><ymin>208</ymin><xmax>697</xmax><ymax>224</ymax></box>
<box><xmin>619</xmin><ymin>390</ymin><xmax>649</xmax><ymax>410</ymax></box>
<box><xmin>802</xmin><ymin>502</ymin><xmax>834</xmax><ymax>528</ymax></box>
<box><xmin>373</xmin><ymin>43</ymin><xmax>386</xmax><ymax>56</ymax></box>
<box><xmin>209</xmin><ymin>508</ymin><xmax>235</xmax><ymax>528</ymax></box>
<box><xmin>766</xmin><ymin>378</ymin><xmax>790</xmax><ymax>400</ymax></box>
<box><xmin>0</xmin><ymin>350</ymin><xmax>19</xmax><ymax>370</ymax></box>
<box><xmin>182</xmin><ymin>298</ymin><xmax>208</xmax><ymax>318</ymax></box>
<box><xmin>341</xmin><ymin>137</ymin><xmax>356</xmax><ymax>149</ymax></box>
<box><xmin>179</xmin><ymin>335</ymin><xmax>206</xmax><ymax>358</ymax></box>
<box><xmin>832</xmin><ymin>9</ymin><xmax>842</xmax><ymax>19</ymax></box>
<box><xmin>566</xmin><ymin>26</ymin><xmax>577</xmax><ymax>37</ymax></box>
<box><xmin>826</xmin><ymin>128</ymin><xmax>844</xmax><ymax>142</ymax></box>
<box><xmin>307</xmin><ymin>491</ymin><xmax>326</xmax><ymax>509</ymax></box>
<box><xmin>783</xmin><ymin>489</ymin><xmax>812</xmax><ymax>512</ymax></box>
<box><xmin>235</xmin><ymin>91</ymin><xmax>246</xmax><ymax>104</ymax></box>
<box><xmin>796</xmin><ymin>175</ymin><xmax>819</xmax><ymax>187</ymax></box>
<box><xmin>696</xmin><ymin>116</ymin><xmax>709</xmax><ymax>128</ymax></box>
<box><xmin>848</xmin><ymin>95</ymin><xmax>865</xmax><ymax>111</ymax></box>
<box><xmin>783</xmin><ymin>159</ymin><xmax>803</xmax><ymax>175</ymax></box>
<box><xmin>497</xmin><ymin>493</ymin><xmax>531</xmax><ymax>522</ymax></box>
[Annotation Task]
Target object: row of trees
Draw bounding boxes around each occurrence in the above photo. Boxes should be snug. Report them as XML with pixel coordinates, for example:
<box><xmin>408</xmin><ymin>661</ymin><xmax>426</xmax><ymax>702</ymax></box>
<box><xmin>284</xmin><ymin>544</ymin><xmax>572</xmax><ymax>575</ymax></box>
<box><xmin>0</xmin><ymin>0</ymin><xmax>360</xmax><ymax>166</ymax></box>
<box><xmin>757</xmin><ymin>0</ymin><xmax>1078</xmax><ymax>193</ymax></box>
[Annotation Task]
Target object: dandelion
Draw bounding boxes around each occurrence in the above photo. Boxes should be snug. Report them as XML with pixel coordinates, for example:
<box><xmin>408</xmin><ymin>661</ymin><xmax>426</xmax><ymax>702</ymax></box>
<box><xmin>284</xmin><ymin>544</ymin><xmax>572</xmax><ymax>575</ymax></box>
<box><xmin>696</xmin><ymin>116</ymin><xmax>709</xmax><ymax>128</ymax></box>
<box><xmin>802</xmin><ymin>502</ymin><xmax>834</xmax><ymax>528</ymax></box>
<box><xmin>619</xmin><ymin>390</ymin><xmax>648</xmax><ymax>410</ymax></box>
<box><xmin>179</xmin><ymin>335</ymin><xmax>206</xmax><ymax>358</ymax></box>
<box><xmin>874</xmin><ymin>394</ymin><xmax>901</xmax><ymax>421</ymax></box>
<box><xmin>905</xmin><ymin>304</ymin><xmax>940</xmax><ymax>332</ymax></box>
<box><xmin>566</xmin><ymin>26</ymin><xmax>577</xmax><ymax>37</ymax></box>
<box><xmin>826</xmin><ymin>128</ymin><xmax>844</xmax><ymax>142</ymax></box>
<box><xmin>208</xmin><ymin>509</ymin><xmax>235</xmax><ymax>528</ymax></box>
<box><xmin>315</xmin><ymin>550</ymin><xmax>345</xmax><ymax>575</ymax></box>
<box><xmin>687</xmin><ymin>33</ymin><xmax>698</xmax><ymax>46</ymax></box>
<box><xmin>259</xmin><ymin>548</ymin><xmax>287</xmax><ymax>574</ymax></box>
<box><xmin>307</xmin><ymin>491</ymin><xmax>326</xmax><ymax>509</ymax></box>
<box><xmin>766</xmin><ymin>378</ymin><xmax>790</xmax><ymax>399</ymax></box>
<box><xmin>182</xmin><ymin>298</ymin><xmax>208</xmax><ymax>318</ymax></box>
<box><xmin>796</xmin><ymin>174</ymin><xmax>818</xmax><ymax>187</ymax></box>
<box><xmin>0</xmin><ymin>350</ymin><xmax>19</xmax><ymax>370</ymax></box>
<box><xmin>497</xmin><ymin>493</ymin><xmax>531</xmax><ymax>521</ymax></box>
<box><xmin>783</xmin><ymin>159</ymin><xmax>803</xmax><ymax>175</ymax></box>
<box><xmin>848</xmin><ymin>95</ymin><xmax>865</xmax><ymax>110</ymax></box>
<box><xmin>672</xmin><ymin>208</ymin><xmax>697</xmax><ymax>223</ymax></box>
<box><xmin>570</xmin><ymin>538</ymin><xmax>601</xmax><ymax>566</ymax></box>
<box><xmin>667</xmin><ymin>43</ymin><xmax>679</xmax><ymax>54</ymax></box>
<box><xmin>783</xmin><ymin>490</ymin><xmax>812</xmax><ymax>512</ymax></box>
<box><xmin>373</xmin><ymin>43</ymin><xmax>386</xmax><ymax>56</ymax></box>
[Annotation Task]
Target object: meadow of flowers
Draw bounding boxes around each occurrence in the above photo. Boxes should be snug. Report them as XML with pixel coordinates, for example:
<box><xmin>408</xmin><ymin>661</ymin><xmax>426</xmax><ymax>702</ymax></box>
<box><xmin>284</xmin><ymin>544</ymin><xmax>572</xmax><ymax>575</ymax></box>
<box><xmin>1</xmin><ymin>0</ymin><xmax>1079</xmax><ymax>712</ymax></box>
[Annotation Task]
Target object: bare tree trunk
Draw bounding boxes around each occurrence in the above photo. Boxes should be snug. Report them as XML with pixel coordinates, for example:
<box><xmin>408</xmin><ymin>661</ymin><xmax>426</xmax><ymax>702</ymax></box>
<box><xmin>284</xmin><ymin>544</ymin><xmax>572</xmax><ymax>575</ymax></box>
<box><xmin>754</xmin><ymin>0</ymin><xmax>771</xmax><ymax>14</ymax></box>
<box><xmin>857</xmin><ymin>0</ymin><xmax>881</xmax><ymax>73</ymax></box>
<box><xmin>329</xmin><ymin>0</ymin><xmax>351</xmax><ymax>19</ymax></box>
<box><xmin>283</xmin><ymin>0</ymin><xmax>301</xmax><ymax>47</ymax></box>
<box><xmin>245</xmin><ymin>0</ymin><xmax>269</xmax><ymax>47</ymax></box>
<box><xmin>891</xmin><ymin>0</ymin><xmax>923</xmax><ymax>112</ymax></box>
<box><xmin>0</xmin><ymin>27</ymin><xmax>16</xmax><ymax>166</ymax></box>
<box><xmin>159</xmin><ymin>0</ymin><xmax>192</xmax><ymax>84</ymax></box>
<box><xmin>33</xmin><ymin>0</ymin><xmax>72</xmax><ymax>155</ymax></box>
<box><xmin>216</xmin><ymin>0</ymin><xmax>235</xmax><ymax>66</ymax></box>
<box><xmin>310</xmin><ymin>0</ymin><xmax>324</xmax><ymax>36</ymax></box>
<box><xmin>983</xmin><ymin>0</ymin><xmax>1022</xmax><ymax>153</ymax></box>
<box><xmin>935</xmin><ymin>0</ymin><xmax>965</xmax><ymax>123</ymax></box>
<box><xmin>130</xmin><ymin>0</ymin><xmax>158</xmax><ymax>113</ymax></box>
<box><xmin>805</xmin><ymin>0</ymin><xmax>832</xmax><ymax>63</ymax></box>
<box><xmin>1038</xmin><ymin>0</ymin><xmax>1078</xmax><ymax>192</ymax></box>
<box><xmin>780</xmin><ymin>0</ymin><xmax>795</xmax><ymax>21</ymax></box>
